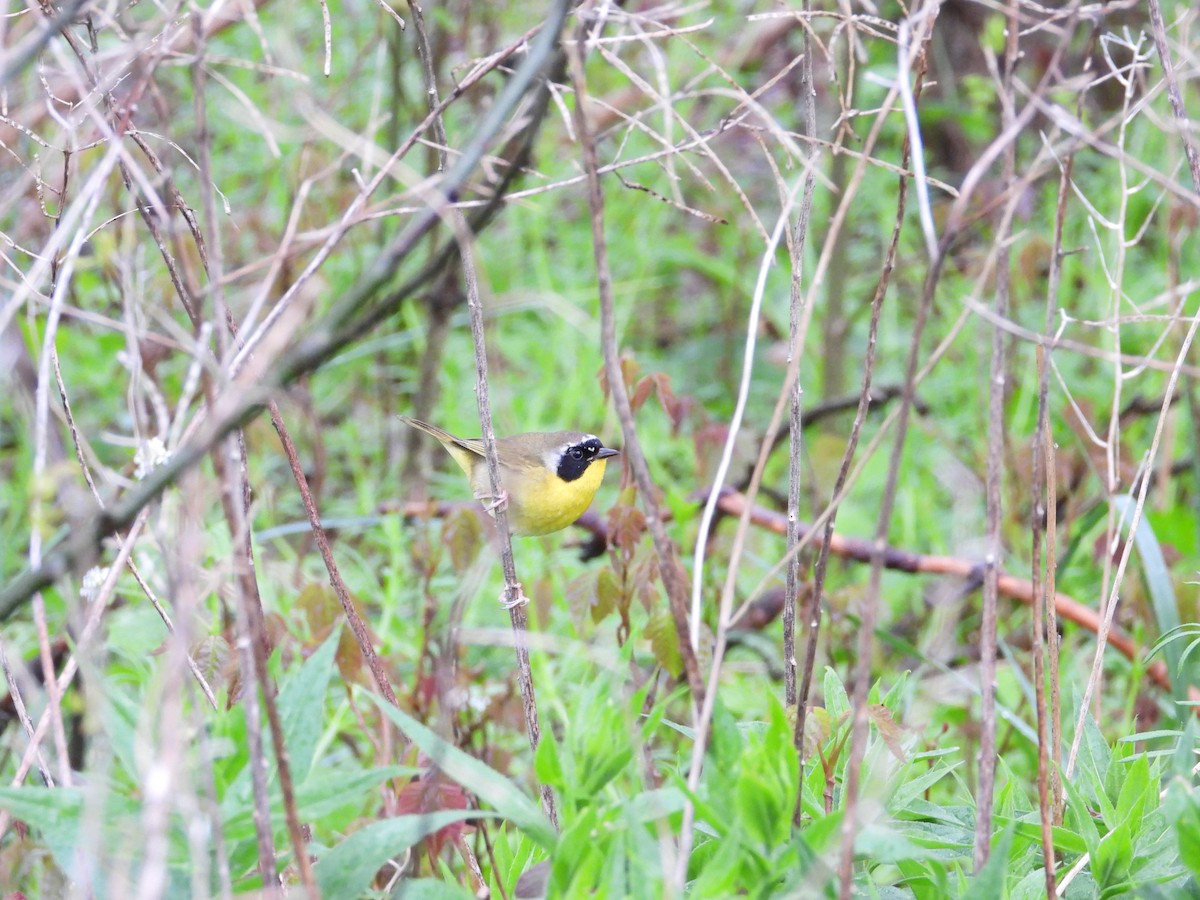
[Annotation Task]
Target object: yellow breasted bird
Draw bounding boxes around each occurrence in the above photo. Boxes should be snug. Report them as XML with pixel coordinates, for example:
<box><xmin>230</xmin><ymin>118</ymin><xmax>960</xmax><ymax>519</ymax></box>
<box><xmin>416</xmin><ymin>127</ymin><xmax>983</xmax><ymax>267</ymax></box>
<box><xmin>400</xmin><ymin>416</ymin><xmax>620</xmax><ymax>538</ymax></box>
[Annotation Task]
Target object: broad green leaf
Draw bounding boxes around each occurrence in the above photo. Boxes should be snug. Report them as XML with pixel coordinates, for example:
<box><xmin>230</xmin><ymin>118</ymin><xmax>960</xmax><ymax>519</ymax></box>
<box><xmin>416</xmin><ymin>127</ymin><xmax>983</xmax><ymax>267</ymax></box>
<box><xmin>1077</xmin><ymin>715</ymin><xmax>1116</xmax><ymax>823</ymax></box>
<box><xmin>278</xmin><ymin>627</ymin><xmax>340</xmax><ymax>781</ymax></box>
<box><xmin>223</xmin><ymin>764</ymin><xmax>416</xmax><ymax>835</ymax></box>
<box><xmin>0</xmin><ymin>785</ymin><xmax>87</xmax><ymax>872</ymax></box>
<box><xmin>823</xmin><ymin>666</ymin><xmax>850</xmax><ymax>721</ymax></box>
<box><xmin>1062</xmin><ymin>773</ymin><xmax>1102</xmax><ymax>859</ymax></box>
<box><xmin>1114</xmin><ymin>753</ymin><xmax>1152</xmax><ymax>836</ymax></box>
<box><xmin>1164</xmin><ymin>782</ymin><xmax>1200</xmax><ymax>881</ymax></box>
<box><xmin>645</xmin><ymin>609</ymin><xmax>683</xmax><ymax>678</ymax></box>
<box><xmin>315</xmin><ymin>810</ymin><xmax>484</xmax><ymax>896</ymax></box>
<box><xmin>735</xmin><ymin>767</ymin><xmax>787</xmax><ymax>847</ymax></box>
<box><xmin>534</xmin><ymin>729</ymin><xmax>565</xmax><ymax>791</ymax></box>
<box><xmin>367</xmin><ymin>692</ymin><xmax>556</xmax><ymax>848</ymax></box>
<box><xmin>1093</xmin><ymin>821</ymin><xmax>1133</xmax><ymax>890</ymax></box>
<box><xmin>619</xmin><ymin>787</ymin><xmax>688</xmax><ymax>824</ymax></box>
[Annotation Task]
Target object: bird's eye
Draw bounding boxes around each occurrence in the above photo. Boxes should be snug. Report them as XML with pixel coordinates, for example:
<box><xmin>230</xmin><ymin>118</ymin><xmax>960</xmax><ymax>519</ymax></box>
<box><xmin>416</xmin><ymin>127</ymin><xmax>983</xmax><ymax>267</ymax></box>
<box><xmin>571</xmin><ymin>448</ymin><xmax>584</xmax><ymax>460</ymax></box>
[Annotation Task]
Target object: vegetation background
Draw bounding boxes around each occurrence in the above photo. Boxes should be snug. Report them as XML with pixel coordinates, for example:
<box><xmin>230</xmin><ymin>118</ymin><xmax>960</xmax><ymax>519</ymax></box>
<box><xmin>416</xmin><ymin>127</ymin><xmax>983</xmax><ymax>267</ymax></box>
<box><xmin>0</xmin><ymin>0</ymin><xmax>1197</xmax><ymax>897</ymax></box>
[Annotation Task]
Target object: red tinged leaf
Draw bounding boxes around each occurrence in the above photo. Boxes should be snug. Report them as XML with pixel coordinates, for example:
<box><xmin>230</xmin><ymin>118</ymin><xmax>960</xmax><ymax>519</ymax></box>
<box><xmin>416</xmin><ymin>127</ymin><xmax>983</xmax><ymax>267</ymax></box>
<box><xmin>393</xmin><ymin>777</ymin><xmax>474</xmax><ymax>863</ymax></box>
<box><xmin>606</xmin><ymin>502</ymin><xmax>646</xmax><ymax>564</ymax></box>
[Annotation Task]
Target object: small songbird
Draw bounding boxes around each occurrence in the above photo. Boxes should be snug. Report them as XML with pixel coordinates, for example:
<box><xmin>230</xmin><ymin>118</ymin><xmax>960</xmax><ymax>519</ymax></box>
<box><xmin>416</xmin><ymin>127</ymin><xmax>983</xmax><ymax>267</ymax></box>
<box><xmin>399</xmin><ymin>416</ymin><xmax>620</xmax><ymax>538</ymax></box>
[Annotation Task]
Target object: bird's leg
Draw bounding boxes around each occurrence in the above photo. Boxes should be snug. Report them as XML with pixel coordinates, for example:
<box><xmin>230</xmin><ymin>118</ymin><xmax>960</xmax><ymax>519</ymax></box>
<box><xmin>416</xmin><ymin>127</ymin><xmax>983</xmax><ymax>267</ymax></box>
<box><xmin>498</xmin><ymin>582</ymin><xmax>529</xmax><ymax>609</ymax></box>
<box><xmin>473</xmin><ymin>487</ymin><xmax>509</xmax><ymax>515</ymax></box>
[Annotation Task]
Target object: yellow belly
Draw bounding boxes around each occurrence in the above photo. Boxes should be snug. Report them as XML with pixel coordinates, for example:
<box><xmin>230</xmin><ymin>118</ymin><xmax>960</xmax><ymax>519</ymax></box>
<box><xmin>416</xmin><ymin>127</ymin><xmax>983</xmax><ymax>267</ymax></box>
<box><xmin>471</xmin><ymin>459</ymin><xmax>608</xmax><ymax>536</ymax></box>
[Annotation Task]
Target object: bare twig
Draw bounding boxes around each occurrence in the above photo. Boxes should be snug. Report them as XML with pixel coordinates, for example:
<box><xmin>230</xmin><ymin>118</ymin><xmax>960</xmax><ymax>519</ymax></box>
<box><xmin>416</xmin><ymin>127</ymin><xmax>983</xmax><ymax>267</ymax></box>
<box><xmin>566</xmin><ymin>24</ymin><xmax>704</xmax><ymax>706</ymax></box>
<box><xmin>455</xmin><ymin>203</ymin><xmax>559</xmax><ymax>827</ymax></box>
<box><xmin>193</xmin><ymin>26</ymin><xmax>313</xmax><ymax>889</ymax></box>
<box><xmin>783</xmin><ymin>0</ymin><xmax>818</xmax><ymax>714</ymax></box>
<box><xmin>793</xmin><ymin>22</ymin><xmax>929</xmax><ymax>803</ymax></box>
<box><xmin>710</xmin><ymin>489</ymin><xmax>1198</xmax><ymax>702</ymax></box>
<box><xmin>404</xmin><ymin>0</ymin><xmax>449</xmax><ymax>172</ymax></box>
<box><xmin>1147</xmin><ymin>0</ymin><xmax>1200</xmax><ymax>193</ymax></box>
<box><xmin>679</xmin><ymin>196</ymin><xmax>799</xmax><ymax>888</ymax></box>
<box><xmin>975</xmin><ymin>0</ymin><xmax>1022</xmax><ymax>870</ymax></box>
<box><xmin>270</xmin><ymin>405</ymin><xmax>400</xmax><ymax>710</ymax></box>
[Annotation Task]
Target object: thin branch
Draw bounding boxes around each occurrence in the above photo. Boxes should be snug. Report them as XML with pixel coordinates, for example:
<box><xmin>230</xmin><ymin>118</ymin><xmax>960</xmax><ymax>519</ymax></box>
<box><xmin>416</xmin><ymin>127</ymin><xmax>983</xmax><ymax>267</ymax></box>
<box><xmin>785</xmin><ymin>0</ymin><xmax>817</xmax><ymax>722</ymax></box>
<box><xmin>455</xmin><ymin>203</ymin><xmax>559</xmax><ymax>827</ymax></box>
<box><xmin>270</xmin><ymin>404</ymin><xmax>401</xmax><ymax>710</ymax></box>
<box><xmin>566</xmin><ymin>24</ymin><xmax>704</xmax><ymax>706</ymax></box>
<box><xmin>975</xmin><ymin>0</ymin><xmax>1021</xmax><ymax>870</ymax></box>
<box><xmin>710</xmin><ymin>488</ymin><xmax>1197</xmax><ymax>702</ymax></box>
<box><xmin>1147</xmin><ymin>0</ymin><xmax>1200</xmax><ymax>193</ymax></box>
<box><xmin>679</xmin><ymin>193</ymin><xmax>800</xmax><ymax>888</ymax></box>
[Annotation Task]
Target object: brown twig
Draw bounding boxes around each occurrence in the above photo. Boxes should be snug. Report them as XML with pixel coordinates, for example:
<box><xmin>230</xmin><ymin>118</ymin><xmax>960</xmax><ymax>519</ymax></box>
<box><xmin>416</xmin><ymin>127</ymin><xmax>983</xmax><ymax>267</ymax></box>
<box><xmin>975</xmin><ymin>0</ymin><xmax>1021</xmax><ymax>870</ymax></box>
<box><xmin>213</xmin><ymin>436</ymin><xmax>278</xmax><ymax>889</ymax></box>
<box><xmin>793</xmin><ymin>29</ymin><xmax>927</xmax><ymax>812</ymax></box>
<box><xmin>710</xmin><ymin>488</ymin><xmax>1198</xmax><ymax>703</ymax></box>
<box><xmin>192</xmin><ymin>27</ymin><xmax>313</xmax><ymax>891</ymax></box>
<box><xmin>783</xmin><ymin>0</ymin><xmax>818</xmax><ymax>717</ymax></box>
<box><xmin>270</xmin><ymin>405</ymin><xmax>400</xmax><ymax>711</ymax></box>
<box><xmin>404</xmin><ymin>1</ymin><xmax>449</xmax><ymax>173</ymax></box>
<box><xmin>1147</xmin><ymin>0</ymin><xmax>1200</xmax><ymax>193</ymax></box>
<box><xmin>566</xmin><ymin>29</ymin><xmax>704</xmax><ymax>706</ymax></box>
<box><xmin>455</xmin><ymin>202</ymin><xmax>559</xmax><ymax>827</ymax></box>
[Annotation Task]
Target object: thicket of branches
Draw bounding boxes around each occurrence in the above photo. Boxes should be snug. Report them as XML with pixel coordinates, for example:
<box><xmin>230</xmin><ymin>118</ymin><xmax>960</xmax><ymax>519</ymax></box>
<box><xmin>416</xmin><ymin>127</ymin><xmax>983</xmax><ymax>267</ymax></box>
<box><xmin>0</xmin><ymin>0</ymin><xmax>1198</xmax><ymax>897</ymax></box>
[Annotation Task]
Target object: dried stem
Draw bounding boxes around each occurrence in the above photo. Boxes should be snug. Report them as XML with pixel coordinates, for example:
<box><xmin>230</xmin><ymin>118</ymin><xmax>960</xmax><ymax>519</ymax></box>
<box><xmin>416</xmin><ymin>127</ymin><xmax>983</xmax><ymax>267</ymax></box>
<box><xmin>782</xmin><ymin>0</ymin><xmax>817</xmax><ymax>713</ymax></box>
<box><xmin>974</xmin><ymin>0</ymin><xmax>1021</xmax><ymax>870</ymax></box>
<box><xmin>566</xmin><ymin>25</ymin><xmax>704</xmax><ymax>705</ymax></box>
<box><xmin>792</xmin><ymin>19</ymin><xmax>928</xmax><ymax>805</ymax></box>
<box><xmin>1148</xmin><ymin>0</ymin><xmax>1200</xmax><ymax>192</ymax></box>
<box><xmin>270</xmin><ymin>403</ymin><xmax>401</xmax><ymax>710</ymax></box>
<box><xmin>456</xmin><ymin>201</ymin><xmax>559</xmax><ymax>828</ymax></box>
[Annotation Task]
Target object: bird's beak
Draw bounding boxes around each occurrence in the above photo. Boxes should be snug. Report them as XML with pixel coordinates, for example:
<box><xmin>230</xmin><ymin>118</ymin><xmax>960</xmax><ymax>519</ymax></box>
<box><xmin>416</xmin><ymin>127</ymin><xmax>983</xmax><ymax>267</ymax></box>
<box><xmin>596</xmin><ymin>448</ymin><xmax>620</xmax><ymax>460</ymax></box>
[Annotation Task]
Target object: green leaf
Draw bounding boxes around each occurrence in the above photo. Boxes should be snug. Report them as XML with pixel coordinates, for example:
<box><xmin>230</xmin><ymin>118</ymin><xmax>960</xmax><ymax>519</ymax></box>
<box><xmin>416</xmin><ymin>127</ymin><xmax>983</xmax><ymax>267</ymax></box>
<box><xmin>316</xmin><ymin>810</ymin><xmax>484</xmax><ymax>897</ymax></box>
<box><xmin>962</xmin><ymin>824</ymin><xmax>1014</xmax><ymax>900</ymax></box>
<box><xmin>823</xmin><ymin>666</ymin><xmax>850</xmax><ymax>721</ymax></box>
<box><xmin>534</xmin><ymin>729</ymin><xmax>565</xmax><ymax>792</ymax></box>
<box><xmin>1061</xmin><ymin>772</ymin><xmax>1102</xmax><ymax>859</ymax></box>
<box><xmin>1093</xmin><ymin>821</ymin><xmax>1133</xmax><ymax>889</ymax></box>
<box><xmin>0</xmin><ymin>785</ymin><xmax>86</xmax><ymax>873</ymax></box>
<box><xmin>619</xmin><ymin>787</ymin><xmax>688</xmax><ymax>824</ymax></box>
<box><xmin>645</xmin><ymin>609</ymin><xmax>683</xmax><ymax>678</ymax></box>
<box><xmin>1078</xmin><ymin>715</ymin><xmax>1116</xmax><ymax>822</ymax></box>
<box><xmin>1114</xmin><ymin>753</ymin><xmax>1152</xmax><ymax>837</ymax></box>
<box><xmin>735</xmin><ymin>767</ymin><xmax>787</xmax><ymax>848</ymax></box>
<box><xmin>1164</xmin><ymin>781</ymin><xmax>1200</xmax><ymax>881</ymax></box>
<box><xmin>225</xmin><ymin>764</ymin><xmax>417</xmax><ymax>836</ymax></box>
<box><xmin>389</xmin><ymin>877</ymin><xmax>477</xmax><ymax>899</ymax></box>
<box><xmin>278</xmin><ymin>627</ymin><xmax>340</xmax><ymax>781</ymax></box>
<box><xmin>367</xmin><ymin>692</ymin><xmax>556</xmax><ymax>848</ymax></box>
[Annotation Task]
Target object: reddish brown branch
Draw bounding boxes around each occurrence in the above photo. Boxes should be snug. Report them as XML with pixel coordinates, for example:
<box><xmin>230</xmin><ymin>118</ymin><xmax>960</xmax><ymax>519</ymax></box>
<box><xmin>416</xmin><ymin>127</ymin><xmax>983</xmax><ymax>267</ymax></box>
<box><xmin>711</xmin><ymin>489</ymin><xmax>1192</xmax><ymax>701</ymax></box>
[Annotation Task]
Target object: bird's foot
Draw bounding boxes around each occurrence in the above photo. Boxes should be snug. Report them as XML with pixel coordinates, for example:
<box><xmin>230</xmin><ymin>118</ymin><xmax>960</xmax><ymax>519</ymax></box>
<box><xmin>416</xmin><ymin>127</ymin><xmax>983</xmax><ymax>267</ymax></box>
<box><xmin>474</xmin><ymin>487</ymin><xmax>509</xmax><ymax>515</ymax></box>
<box><xmin>498</xmin><ymin>582</ymin><xmax>529</xmax><ymax>610</ymax></box>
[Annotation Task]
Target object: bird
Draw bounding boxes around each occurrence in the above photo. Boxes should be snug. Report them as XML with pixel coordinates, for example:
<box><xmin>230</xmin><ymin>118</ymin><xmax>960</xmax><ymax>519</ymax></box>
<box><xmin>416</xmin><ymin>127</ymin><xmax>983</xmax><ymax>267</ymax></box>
<box><xmin>400</xmin><ymin>413</ymin><xmax>619</xmax><ymax>542</ymax></box>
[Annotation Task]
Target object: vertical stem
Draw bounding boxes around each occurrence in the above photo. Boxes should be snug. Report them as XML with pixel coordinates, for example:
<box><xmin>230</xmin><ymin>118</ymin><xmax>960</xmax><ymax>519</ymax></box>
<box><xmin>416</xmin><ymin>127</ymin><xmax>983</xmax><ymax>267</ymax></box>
<box><xmin>566</xmin><ymin>29</ymin><xmax>704</xmax><ymax>706</ymax></box>
<box><xmin>836</xmin><ymin>8</ymin><xmax>942</xmax><ymax>890</ymax></box>
<box><xmin>783</xmin><ymin>0</ymin><xmax>817</xmax><ymax>711</ymax></box>
<box><xmin>193</xmin><ymin>20</ymin><xmax>314</xmax><ymax>890</ymax></box>
<box><xmin>455</xmin><ymin>208</ymin><xmax>558</xmax><ymax>828</ymax></box>
<box><xmin>974</xmin><ymin>0</ymin><xmax>1020</xmax><ymax>870</ymax></box>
